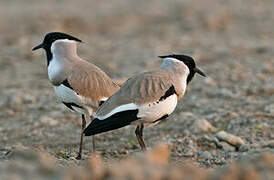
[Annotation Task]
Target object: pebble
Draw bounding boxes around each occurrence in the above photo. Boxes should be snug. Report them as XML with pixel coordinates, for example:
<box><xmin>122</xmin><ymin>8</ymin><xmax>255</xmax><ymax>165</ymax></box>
<box><xmin>192</xmin><ymin>119</ymin><xmax>216</xmax><ymax>133</ymax></box>
<box><xmin>40</xmin><ymin>116</ymin><xmax>59</xmax><ymax>126</ymax></box>
<box><xmin>22</xmin><ymin>94</ymin><xmax>36</xmax><ymax>104</ymax></box>
<box><xmin>264</xmin><ymin>104</ymin><xmax>274</xmax><ymax>114</ymax></box>
<box><xmin>0</xmin><ymin>96</ymin><xmax>8</xmax><ymax>107</ymax></box>
<box><xmin>204</xmin><ymin>77</ymin><xmax>217</xmax><ymax>86</ymax></box>
<box><xmin>219</xmin><ymin>141</ymin><xmax>235</xmax><ymax>152</ymax></box>
<box><xmin>218</xmin><ymin>88</ymin><xmax>234</xmax><ymax>98</ymax></box>
<box><xmin>198</xmin><ymin>151</ymin><xmax>212</xmax><ymax>160</ymax></box>
<box><xmin>238</xmin><ymin>144</ymin><xmax>249</xmax><ymax>152</ymax></box>
<box><xmin>263</xmin><ymin>140</ymin><xmax>274</xmax><ymax>148</ymax></box>
<box><xmin>216</xmin><ymin>131</ymin><xmax>244</xmax><ymax>147</ymax></box>
<box><xmin>183</xmin><ymin>147</ymin><xmax>196</xmax><ymax>157</ymax></box>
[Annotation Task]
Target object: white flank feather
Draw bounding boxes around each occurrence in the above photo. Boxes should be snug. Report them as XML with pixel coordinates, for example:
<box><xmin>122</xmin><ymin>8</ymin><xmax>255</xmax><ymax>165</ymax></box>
<box><xmin>54</xmin><ymin>85</ymin><xmax>86</xmax><ymax>114</ymax></box>
<box><xmin>137</xmin><ymin>94</ymin><xmax>178</xmax><ymax>122</ymax></box>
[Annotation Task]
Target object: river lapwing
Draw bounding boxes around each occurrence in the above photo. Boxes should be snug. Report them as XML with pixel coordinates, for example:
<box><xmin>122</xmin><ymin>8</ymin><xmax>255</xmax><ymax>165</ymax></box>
<box><xmin>32</xmin><ymin>32</ymin><xmax>120</xmax><ymax>159</ymax></box>
<box><xmin>83</xmin><ymin>54</ymin><xmax>206</xmax><ymax>150</ymax></box>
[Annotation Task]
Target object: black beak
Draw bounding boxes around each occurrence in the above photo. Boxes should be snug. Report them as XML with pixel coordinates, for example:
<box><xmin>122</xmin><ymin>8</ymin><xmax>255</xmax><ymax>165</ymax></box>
<box><xmin>32</xmin><ymin>43</ymin><xmax>44</xmax><ymax>51</ymax></box>
<box><xmin>194</xmin><ymin>67</ymin><xmax>206</xmax><ymax>77</ymax></box>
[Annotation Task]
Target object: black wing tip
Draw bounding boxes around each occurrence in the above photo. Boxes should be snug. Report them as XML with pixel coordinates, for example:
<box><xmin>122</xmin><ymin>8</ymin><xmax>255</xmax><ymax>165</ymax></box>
<box><xmin>83</xmin><ymin>109</ymin><xmax>140</xmax><ymax>136</ymax></box>
<box><xmin>83</xmin><ymin>120</ymin><xmax>97</xmax><ymax>136</ymax></box>
<box><xmin>83</xmin><ymin>128</ymin><xmax>92</xmax><ymax>136</ymax></box>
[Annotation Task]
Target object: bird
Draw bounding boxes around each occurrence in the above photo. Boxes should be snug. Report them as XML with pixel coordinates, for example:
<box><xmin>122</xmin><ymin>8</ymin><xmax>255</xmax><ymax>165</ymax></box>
<box><xmin>32</xmin><ymin>32</ymin><xmax>120</xmax><ymax>159</ymax></box>
<box><xmin>83</xmin><ymin>54</ymin><xmax>206</xmax><ymax>151</ymax></box>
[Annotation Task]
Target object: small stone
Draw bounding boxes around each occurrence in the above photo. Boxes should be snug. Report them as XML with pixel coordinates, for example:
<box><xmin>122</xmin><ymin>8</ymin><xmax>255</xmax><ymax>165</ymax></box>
<box><xmin>219</xmin><ymin>88</ymin><xmax>233</xmax><ymax>98</ymax></box>
<box><xmin>220</xmin><ymin>141</ymin><xmax>235</xmax><ymax>152</ymax></box>
<box><xmin>216</xmin><ymin>131</ymin><xmax>244</xmax><ymax>147</ymax></box>
<box><xmin>22</xmin><ymin>94</ymin><xmax>36</xmax><ymax>104</ymax></box>
<box><xmin>9</xmin><ymin>95</ymin><xmax>23</xmax><ymax>105</ymax></box>
<box><xmin>193</xmin><ymin>119</ymin><xmax>216</xmax><ymax>133</ymax></box>
<box><xmin>263</xmin><ymin>140</ymin><xmax>274</xmax><ymax>148</ymax></box>
<box><xmin>264</xmin><ymin>104</ymin><xmax>274</xmax><ymax>114</ymax></box>
<box><xmin>204</xmin><ymin>77</ymin><xmax>217</xmax><ymax>86</ymax></box>
<box><xmin>183</xmin><ymin>147</ymin><xmax>195</xmax><ymax>157</ymax></box>
<box><xmin>224</xmin><ymin>112</ymin><xmax>239</xmax><ymax>119</ymax></box>
<box><xmin>0</xmin><ymin>96</ymin><xmax>8</xmax><ymax>107</ymax></box>
<box><xmin>198</xmin><ymin>151</ymin><xmax>212</xmax><ymax>160</ymax></box>
<box><xmin>40</xmin><ymin>116</ymin><xmax>58</xmax><ymax>126</ymax></box>
<box><xmin>238</xmin><ymin>144</ymin><xmax>249</xmax><ymax>152</ymax></box>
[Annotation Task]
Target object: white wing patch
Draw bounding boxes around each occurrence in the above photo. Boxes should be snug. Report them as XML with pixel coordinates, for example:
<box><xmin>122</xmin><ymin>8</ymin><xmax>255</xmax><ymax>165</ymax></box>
<box><xmin>100</xmin><ymin>97</ymin><xmax>108</xmax><ymax>101</ymax></box>
<box><xmin>95</xmin><ymin>103</ymin><xmax>138</xmax><ymax>120</ymax></box>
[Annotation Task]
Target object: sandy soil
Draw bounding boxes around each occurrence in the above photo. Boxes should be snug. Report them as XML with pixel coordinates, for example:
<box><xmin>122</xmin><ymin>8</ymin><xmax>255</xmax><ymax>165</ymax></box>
<box><xmin>0</xmin><ymin>0</ymin><xmax>273</xmax><ymax>174</ymax></box>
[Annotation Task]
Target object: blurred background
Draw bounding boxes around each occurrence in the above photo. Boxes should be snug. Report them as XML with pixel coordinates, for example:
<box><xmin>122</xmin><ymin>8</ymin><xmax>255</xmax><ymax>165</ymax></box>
<box><xmin>0</xmin><ymin>0</ymin><xmax>273</xmax><ymax>179</ymax></box>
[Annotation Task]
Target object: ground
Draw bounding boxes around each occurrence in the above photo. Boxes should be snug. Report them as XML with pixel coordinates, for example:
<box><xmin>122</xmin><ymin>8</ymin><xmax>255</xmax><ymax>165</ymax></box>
<box><xmin>0</xmin><ymin>0</ymin><xmax>273</xmax><ymax>176</ymax></box>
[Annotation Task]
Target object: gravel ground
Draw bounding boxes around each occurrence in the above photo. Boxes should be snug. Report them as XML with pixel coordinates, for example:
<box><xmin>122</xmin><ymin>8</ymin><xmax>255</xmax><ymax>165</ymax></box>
<box><xmin>0</xmin><ymin>0</ymin><xmax>274</xmax><ymax>174</ymax></box>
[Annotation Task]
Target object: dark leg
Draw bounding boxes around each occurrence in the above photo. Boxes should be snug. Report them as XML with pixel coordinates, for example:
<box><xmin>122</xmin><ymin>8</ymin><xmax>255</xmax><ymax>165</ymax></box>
<box><xmin>90</xmin><ymin>116</ymin><xmax>96</xmax><ymax>153</ymax></box>
<box><xmin>135</xmin><ymin>123</ymin><xmax>146</xmax><ymax>151</ymax></box>
<box><xmin>76</xmin><ymin>114</ymin><xmax>86</xmax><ymax>160</ymax></box>
<box><xmin>92</xmin><ymin>136</ymin><xmax>96</xmax><ymax>153</ymax></box>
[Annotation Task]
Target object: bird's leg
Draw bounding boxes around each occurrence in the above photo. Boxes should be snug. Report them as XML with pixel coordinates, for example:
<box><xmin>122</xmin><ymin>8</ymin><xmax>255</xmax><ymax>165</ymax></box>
<box><xmin>76</xmin><ymin>114</ymin><xmax>86</xmax><ymax>160</ymax></box>
<box><xmin>92</xmin><ymin>136</ymin><xmax>96</xmax><ymax>153</ymax></box>
<box><xmin>135</xmin><ymin>123</ymin><xmax>147</xmax><ymax>151</ymax></box>
<box><xmin>90</xmin><ymin>116</ymin><xmax>96</xmax><ymax>153</ymax></box>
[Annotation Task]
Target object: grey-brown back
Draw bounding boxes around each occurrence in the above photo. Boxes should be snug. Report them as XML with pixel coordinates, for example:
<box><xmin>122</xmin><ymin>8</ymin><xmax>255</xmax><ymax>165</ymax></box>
<box><xmin>95</xmin><ymin>67</ymin><xmax>187</xmax><ymax>117</ymax></box>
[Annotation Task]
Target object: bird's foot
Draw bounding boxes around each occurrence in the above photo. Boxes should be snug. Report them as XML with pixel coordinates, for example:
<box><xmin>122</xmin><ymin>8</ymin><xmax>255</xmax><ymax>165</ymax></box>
<box><xmin>76</xmin><ymin>153</ymin><xmax>82</xmax><ymax>160</ymax></box>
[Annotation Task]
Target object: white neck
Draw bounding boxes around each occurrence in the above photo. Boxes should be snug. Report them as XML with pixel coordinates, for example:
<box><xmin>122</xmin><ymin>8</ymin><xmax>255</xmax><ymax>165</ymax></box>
<box><xmin>51</xmin><ymin>39</ymin><xmax>78</xmax><ymax>59</ymax></box>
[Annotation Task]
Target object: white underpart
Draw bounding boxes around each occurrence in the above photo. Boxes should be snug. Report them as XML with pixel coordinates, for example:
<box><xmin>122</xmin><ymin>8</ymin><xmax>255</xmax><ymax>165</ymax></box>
<box><xmin>95</xmin><ymin>94</ymin><xmax>178</xmax><ymax>124</ymax></box>
<box><xmin>54</xmin><ymin>85</ymin><xmax>90</xmax><ymax>115</ymax></box>
<box><xmin>137</xmin><ymin>94</ymin><xmax>178</xmax><ymax>123</ymax></box>
<box><xmin>48</xmin><ymin>57</ymin><xmax>62</xmax><ymax>82</ymax></box>
<box><xmin>95</xmin><ymin>103</ymin><xmax>138</xmax><ymax>120</ymax></box>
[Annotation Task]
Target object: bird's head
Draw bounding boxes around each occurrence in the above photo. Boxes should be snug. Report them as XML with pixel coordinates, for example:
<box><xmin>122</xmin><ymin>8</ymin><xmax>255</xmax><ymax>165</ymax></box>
<box><xmin>159</xmin><ymin>54</ymin><xmax>206</xmax><ymax>84</ymax></box>
<box><xmin>32</xmin><ymin>32</ymin><xmax>82</xmax><ymax>51</ymax></box>
<box><xmin>32</xmin><ymin>32</ymin><xmax>82</xmax><ymax>65</ymax></box>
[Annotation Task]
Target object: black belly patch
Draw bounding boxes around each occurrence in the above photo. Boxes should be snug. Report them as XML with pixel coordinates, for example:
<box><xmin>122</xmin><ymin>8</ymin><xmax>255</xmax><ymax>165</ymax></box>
<box><xmin>63</xmin><ymin>102</ymin><xmax>83</xmax><ymax>111</ymax></box>
<box><xmin>159</xmin><ymin>85</ymin><xmax>177</xmax><ymax>101</ymax></box>
<box><xmin>153</xmin><ymin>114</ymin><xmax>169</xmax><ymax>123</ymax></box>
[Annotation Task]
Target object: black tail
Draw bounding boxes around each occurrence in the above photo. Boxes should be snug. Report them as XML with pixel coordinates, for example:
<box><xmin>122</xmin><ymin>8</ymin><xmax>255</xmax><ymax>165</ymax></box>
<box><xmin>83</xmin><ymin>109</ymin><xmax>140</xmax><ymax>136</ymax></box>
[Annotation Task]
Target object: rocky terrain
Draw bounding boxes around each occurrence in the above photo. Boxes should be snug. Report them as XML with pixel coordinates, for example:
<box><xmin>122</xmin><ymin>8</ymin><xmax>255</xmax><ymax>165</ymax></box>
<box><xmin>0</xmin><ymin>0</ymin><xmax>273</xmax><ymax>179</ymax></box>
